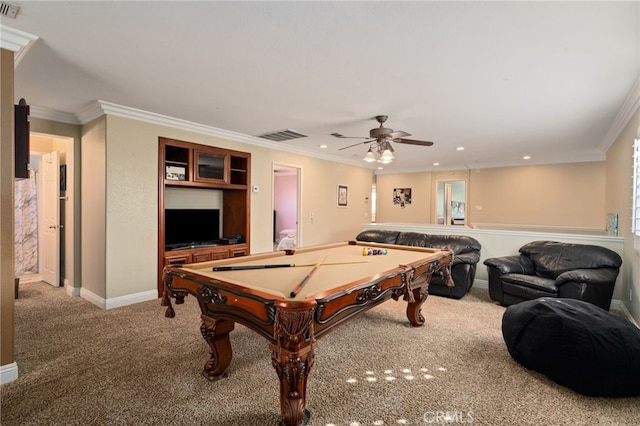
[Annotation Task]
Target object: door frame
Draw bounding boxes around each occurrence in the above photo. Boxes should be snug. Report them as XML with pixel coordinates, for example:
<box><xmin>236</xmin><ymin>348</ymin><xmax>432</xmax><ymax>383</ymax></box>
<box><xmin>28</xmin><ymin>132</ymin><xmax>75</xmax><ymax>292</ymax></box>
<box><xmin>272</xmin><ymin>163</ymin><xmax>302</xmax><ymax>248</ymax></box>
<box><xmin>434</xmin><ymin>179</ymin><xmax>467</xmax><ymax>226</ymax></box>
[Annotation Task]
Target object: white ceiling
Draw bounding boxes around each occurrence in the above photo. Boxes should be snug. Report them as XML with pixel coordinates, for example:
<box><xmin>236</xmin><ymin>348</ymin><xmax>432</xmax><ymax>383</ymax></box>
<box><xmin>3</xmin><ymin>1</ymin><xmax>639</xmax><ymax>173</ymax></box>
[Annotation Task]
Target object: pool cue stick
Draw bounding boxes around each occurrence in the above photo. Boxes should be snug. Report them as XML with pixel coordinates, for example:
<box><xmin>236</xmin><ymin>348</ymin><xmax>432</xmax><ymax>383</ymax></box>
<box><xmin>289</xmin><ymin>255</ymin><xmax>328</xmax><ymax>298</ymax></box>
<box><xmin>213</xmin><ymin>264</ymin><xmax>293</xmax><ymax>271</ymax></box>
<box><xmin>212</xmin><ymin>259</ymin><xmax>368</xmax><ymax>271</ymax></box>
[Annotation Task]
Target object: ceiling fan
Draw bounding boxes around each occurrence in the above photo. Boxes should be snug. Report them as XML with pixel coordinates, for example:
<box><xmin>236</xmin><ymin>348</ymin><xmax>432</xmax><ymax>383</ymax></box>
<box><xmin>334</xmin><ymin>115</ymin><xmax>434</xmax><ymax>163</ymax></box>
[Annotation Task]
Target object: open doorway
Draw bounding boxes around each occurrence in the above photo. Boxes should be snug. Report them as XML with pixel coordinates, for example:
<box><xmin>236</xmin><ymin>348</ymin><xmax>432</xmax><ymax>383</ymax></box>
<box><xmin>15</xmin><ymin>133</ymin><xmax>73</xmax><ymax>288</ymax></box>
<box><xmin>273</xmin><ymin>163</ymin><xmax>301</xmax><ymax>251</ymax></box>
<box><xmin>435</xmin><ymin>179</ymin><xmax>467</xmax><ymax>226</ymax></box>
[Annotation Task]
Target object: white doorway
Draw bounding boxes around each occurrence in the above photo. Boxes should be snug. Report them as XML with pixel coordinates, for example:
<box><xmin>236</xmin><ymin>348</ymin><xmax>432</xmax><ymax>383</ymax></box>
<box><xmin>436</xmin><ymin>180</ymin><xmax>467</xmax><ymax>226</ymax></box>
<box><xmin>16</xmin><ymin>133</ymin><xmax>73</xmax><ymax>288</ymax></box>
<box><xmin>273</xmin><ymin>164</ymin><xmax>301</xmax><ymax>251</ymax></box>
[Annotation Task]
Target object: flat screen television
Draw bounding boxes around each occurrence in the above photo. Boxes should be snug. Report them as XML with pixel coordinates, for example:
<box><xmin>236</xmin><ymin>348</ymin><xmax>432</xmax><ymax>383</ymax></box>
<box><xmin>165</xmin><ymin>209</ymin><xmax>220</xmax><ymax>249</ymax></box>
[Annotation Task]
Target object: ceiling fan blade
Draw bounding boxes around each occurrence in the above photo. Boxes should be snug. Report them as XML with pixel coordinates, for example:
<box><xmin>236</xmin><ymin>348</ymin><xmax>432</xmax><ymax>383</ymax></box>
<box><xmin>395</xmin><ymin>138</ymin><xmax>434</xmax><ymax>146</ymax></box>
<box><xmin>387</xmin><ymin>130</ymin><xmax>411</xmax><ymax>139</ymax></box>
<box><xmin>331</xmin><ymin>132</ymin><xmax>369</xmax><ymax>139</ymax></box>
<box><xmin>338</xmin><ymin>139</ymin><xmax>374</xmax><ymax>150</ymax></box>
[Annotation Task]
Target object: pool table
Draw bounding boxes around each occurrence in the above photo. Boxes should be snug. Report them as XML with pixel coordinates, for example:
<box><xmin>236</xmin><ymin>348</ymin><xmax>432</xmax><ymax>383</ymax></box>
<box><xmin>161</xmin><ymin>240</ymin><xmax>453</xmax><ymax>426</ymax></box>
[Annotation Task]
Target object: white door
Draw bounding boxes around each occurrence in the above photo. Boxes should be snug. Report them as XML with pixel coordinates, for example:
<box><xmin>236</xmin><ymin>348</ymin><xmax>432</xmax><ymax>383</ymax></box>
<box><xmin>42</xmin><ymin>151</ymin><xmax>60</xmax><ymax>286</ymax></box>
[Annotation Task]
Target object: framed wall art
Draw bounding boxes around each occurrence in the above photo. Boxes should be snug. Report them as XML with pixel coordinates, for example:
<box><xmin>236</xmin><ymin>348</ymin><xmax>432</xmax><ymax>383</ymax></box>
<box><xmin>393</xmin><ymin>188</ymin><xmax>412</xmax><ymax>207</ymax></box>
<box><xmin>337</xmin><ymin>184</ymin><xmax>348</xmax><ymax>207</ymax></box>
<box><xmin>166</xmin><ymin>165</ymin><xmax>187</xmax><ymax>181</ymax></box>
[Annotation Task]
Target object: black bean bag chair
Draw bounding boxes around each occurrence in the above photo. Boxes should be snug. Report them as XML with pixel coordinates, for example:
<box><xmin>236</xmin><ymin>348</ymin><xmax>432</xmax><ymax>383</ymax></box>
<box><xmin>502</xmin><ymin>297</ymin><xmax>640</xmax><ymax>397</ymax></box>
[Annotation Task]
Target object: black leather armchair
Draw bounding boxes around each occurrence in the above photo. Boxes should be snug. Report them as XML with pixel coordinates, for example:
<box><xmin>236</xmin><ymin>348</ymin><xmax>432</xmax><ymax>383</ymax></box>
<box><xmin>355</xmin><ymin>229</ymin><xmax>481</xmax><ymax>299</ymax></box>
<box><xmin>484</xmin><ymin>240</ymin><xmax>622</xmax><ymax>310</ymax></box>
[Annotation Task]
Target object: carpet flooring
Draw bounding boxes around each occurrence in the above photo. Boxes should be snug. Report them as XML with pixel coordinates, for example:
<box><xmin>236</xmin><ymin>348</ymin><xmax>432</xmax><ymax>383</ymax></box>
<box><xmin>2</xmin><ymin>281</ymin><xmax>640</xmax><ymax>425</ymax></box>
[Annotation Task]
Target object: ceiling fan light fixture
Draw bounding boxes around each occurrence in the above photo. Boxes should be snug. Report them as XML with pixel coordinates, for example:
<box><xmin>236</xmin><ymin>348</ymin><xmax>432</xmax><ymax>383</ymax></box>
<box><xmin>340</xmin><ymin>115</ymin><xmax>434</xmax><ymax>166</ymax></box>
<box><xmin>380</xmin><ymin>148</ymin><xmax>394</xmax><ymax>162</ymax></box>
<box><xmin>363</xmin><ymin>148</ymin><xmax>376</xmax><ymax>162</ymax></box>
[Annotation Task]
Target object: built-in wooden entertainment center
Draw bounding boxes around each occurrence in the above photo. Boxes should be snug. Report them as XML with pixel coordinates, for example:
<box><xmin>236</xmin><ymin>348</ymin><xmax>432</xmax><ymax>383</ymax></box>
<box><xmin>157</xmin><ymin>137</ymin><xmax>251</xmax><ymax>294</ymax></box>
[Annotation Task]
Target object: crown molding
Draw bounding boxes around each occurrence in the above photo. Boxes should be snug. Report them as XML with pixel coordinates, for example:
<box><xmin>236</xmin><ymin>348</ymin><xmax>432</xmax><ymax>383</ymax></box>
<box><xmin>373</xmin><ymin>153</ymin><xmax>606</xmax><ymax>175</ymax></box>
<box><xmin>0</xmin><ymin>24</ymin><xmax>38</xmax><ymax>68</ymax></box>
<box><xmin>87</xmin><ymin>100</ymin><xmax>366</xmax><ymax>169</ymax></box>
<box><xmin>29</xmin><ymin>105</ymin><xmax>80</xmax><ymax>125</ymax></box>
<box><xmin>74</xmin><ymin>101</ymin><xmax>105</xmax><ymax>124</ymax></box>
<box><xmin>601</xmin><ymin>74</ymin><xmax>640</xmax><ymax>151</ymax></box>
<box><xmin>0</xmin><ymin>24</ymin><xmax>38</xmax><ymax>52</ymax></box>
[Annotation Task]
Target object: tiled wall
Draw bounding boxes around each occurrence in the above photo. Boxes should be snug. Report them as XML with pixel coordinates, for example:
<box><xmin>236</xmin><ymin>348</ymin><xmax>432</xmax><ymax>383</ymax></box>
<box><xmin>15</xmin><ymin>171</ymin><xmax>38</xmax><ymax>275</ymax></box>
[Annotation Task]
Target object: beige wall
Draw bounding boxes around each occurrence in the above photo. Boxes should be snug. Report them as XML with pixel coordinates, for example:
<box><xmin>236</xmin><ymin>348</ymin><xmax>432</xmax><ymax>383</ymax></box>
<box><xmin>469</xmin><ymin>163</ymin><xmax>605</xmax><ymax>228</ymax></box>
<box><xmin>605</xmin><ymin>114</ymin><xmax>636</xmax><ymax>238</ymax></box>
<box><xmin>81</xmin><ymin>117</ymin><xmax>107</xmax><ymax>298</ymax></box>
<box><xmin>376</xmin><ymin>172</ymin><xmax>433</xmax><ymax>223</ymax></box>
<box><xmin>377</xmin><ymin>162</ymin><xmax>606</xmax><ymax>229</ymax></box>
<box><xmin>104</xmin><ymin>116</ymin><xmax>158</xmax><ymax>299</ymax></box>
<box><xmin>605</xmin><ymin>107</ymin><xmax>640</xmax><ymax>323</ymax></box>
<box><xmin>93</xmin><ymin>115</ymin><xmax>372</xmax><ymax>300</ymax></box>
<box><xmin>1</xmin><ymin>48</ymin><xmax>16</xmax><ymax>370</ymax></box>
<box><xmin>30</xmin><ymin>134</ymin><xmax>53</xmax><ymax>152</ymax></box>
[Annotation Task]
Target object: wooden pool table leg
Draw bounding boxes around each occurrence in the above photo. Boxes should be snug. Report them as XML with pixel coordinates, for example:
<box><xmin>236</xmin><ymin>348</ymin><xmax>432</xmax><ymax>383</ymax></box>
<box><xmin>406</xmin><ymin>285</ymin><xmax>429</xmax><ymax>326</ymax></box>
<box><xmin>200</xmin><ymin>315</ymin><xmax>234</xmax><ymax>381</ymax></box>
<box><xmin>270</xmin><ymin>305</ymin><xmax>316</xmax><ymax>426</ymax></box>
<box><xmin>270</xmin><ymin>345</ymin><xmax>314</xmax><ymax>426</ymax></box>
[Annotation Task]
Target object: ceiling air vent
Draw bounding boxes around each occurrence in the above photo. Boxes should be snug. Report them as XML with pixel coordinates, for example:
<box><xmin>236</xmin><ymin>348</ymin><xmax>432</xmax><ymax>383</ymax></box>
<box><xmin>0</xmin><ymin>2</ymin><xmax>19</xmax><ymax>18</ymax></box>
<box><xmin>257</xmin><ymin>129</ymin><xmax>307</xmax><ymax>142</ymax></box>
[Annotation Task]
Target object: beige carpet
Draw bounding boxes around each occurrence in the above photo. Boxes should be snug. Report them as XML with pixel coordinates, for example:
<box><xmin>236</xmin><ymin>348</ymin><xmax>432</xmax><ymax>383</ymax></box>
<box><xmin>2</xmin><ymin>281</ymin><xmax>639</xmax><ymax>425</ymax></box>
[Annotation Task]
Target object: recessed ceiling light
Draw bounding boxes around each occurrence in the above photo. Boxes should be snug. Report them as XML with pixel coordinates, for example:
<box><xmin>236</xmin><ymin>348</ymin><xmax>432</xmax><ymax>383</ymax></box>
<box><xmin>377</xmin><ymin>166</ymin><xmax>383</xmax><ymax>170</ymax></box>
<box><xmin>319</xmin><ymin>144</ymin><xmax>327</xmax><ymax>149</ymax></box>
<box><xmin>433</xmin><ymin>162</ymin><xmax>440</xmax><ymax>166</ymax></box>
<box><xmin>523</xmin><ymin>155</ymin><xmax>531</xmax><ymax>160</ymax></box>
<box><xmin>456</xmin><ymin>147</ymin><xmax>464</xmax><ymax>151</ymax></box>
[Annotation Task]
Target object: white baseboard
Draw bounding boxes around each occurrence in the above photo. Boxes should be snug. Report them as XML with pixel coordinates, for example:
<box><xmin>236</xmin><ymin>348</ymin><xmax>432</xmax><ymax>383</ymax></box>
<box><xmin>0</xmin><ymin>362</ymin><xmax>19</xmax><ymax>384</ymax></box>
<box><xmin>80</xmin><ymin>288</ymin><xmax>158</xmax><ymax>310</ymax></box>
<box><xmin>66</xmin><ymin>283</ymin><xmax>80</xmax><ymax>297</ymax></box>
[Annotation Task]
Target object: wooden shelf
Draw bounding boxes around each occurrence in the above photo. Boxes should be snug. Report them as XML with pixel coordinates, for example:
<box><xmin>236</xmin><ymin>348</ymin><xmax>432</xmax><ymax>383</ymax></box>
<box><xmin>158</xmin><ymin>137</ymin><xmax>251</xmax><ymax>296</ymax></box>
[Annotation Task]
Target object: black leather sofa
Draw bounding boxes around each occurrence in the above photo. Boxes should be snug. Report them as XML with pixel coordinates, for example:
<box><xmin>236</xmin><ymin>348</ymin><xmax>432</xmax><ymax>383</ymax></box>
<box><xmin>355</xmin><ymin>229</ymin><xmax>481</xmax><ymax>299</ymax></box>
<box><xmin>484</xmin><ymin>240</ymin><xmax>622</xmax><ymax>310</ymax></box>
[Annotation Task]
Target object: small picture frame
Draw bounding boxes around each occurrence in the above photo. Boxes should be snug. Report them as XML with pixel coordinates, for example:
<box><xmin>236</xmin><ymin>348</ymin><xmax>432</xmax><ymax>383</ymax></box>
<box><xmin>166</xmin><ymin>165</ymin><xmax>186</xmax><ymax>181</ymax></box>
<box><xmin>337</xmin><ymin>184</ymin><xmax>348</xmax><ymax>207</ymax></box>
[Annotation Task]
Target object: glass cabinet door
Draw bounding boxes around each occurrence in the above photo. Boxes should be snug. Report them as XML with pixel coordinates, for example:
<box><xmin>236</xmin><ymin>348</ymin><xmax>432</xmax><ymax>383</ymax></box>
<box><xmin>195</xmin><ymin>151</ymin><xmax>227</xmax><ymax>182</ymax></box>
